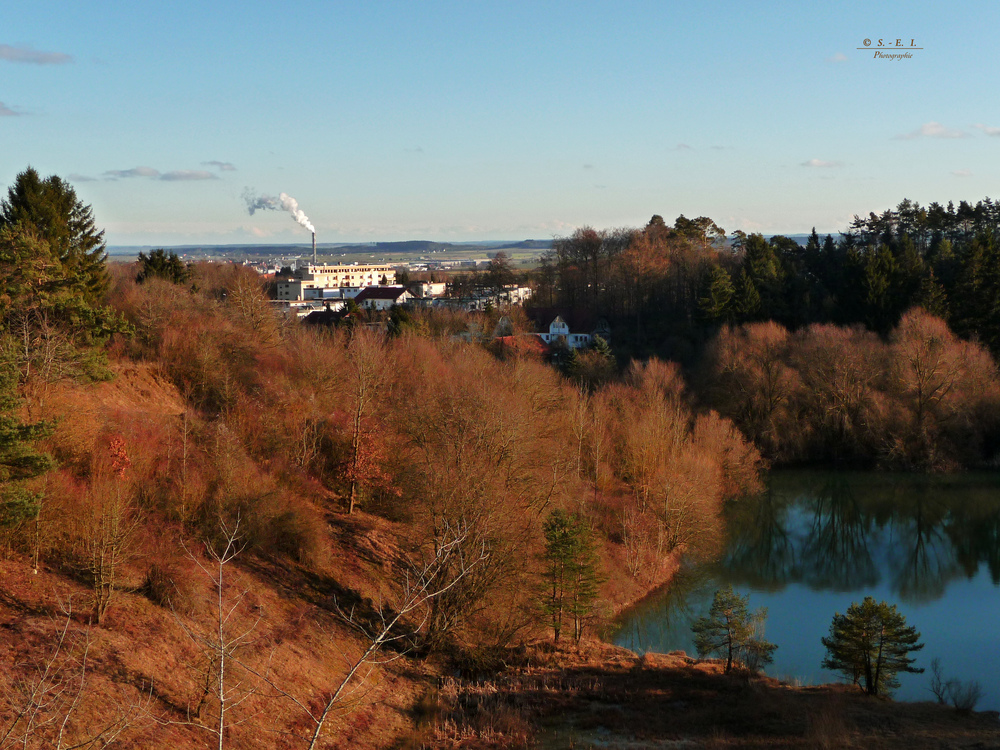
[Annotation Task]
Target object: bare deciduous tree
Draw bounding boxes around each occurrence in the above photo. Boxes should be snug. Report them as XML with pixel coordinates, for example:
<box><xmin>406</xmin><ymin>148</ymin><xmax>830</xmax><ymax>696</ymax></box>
<box><xmin>1</xmin><ymin>600</ymin><xmax>149</xmax><ymax>750</ymax></box>
<box><xmin>343</xmin><ymin>330</ymin><xmax>390</xmax><ymax>515</ymax></box>
<box><xmin>262</xmin><ymin>527</ymin><xmax>486</xmax><ymax>749</ymax></box>
<box><xmin>164</xmin><ymin>517</ymin><xmax>263</xmax><ymax>750</ymax></box>
<box><xmin>84</xmin><ymin>437</ymin><xmax>142</xmax><ymax>625</ymax></box>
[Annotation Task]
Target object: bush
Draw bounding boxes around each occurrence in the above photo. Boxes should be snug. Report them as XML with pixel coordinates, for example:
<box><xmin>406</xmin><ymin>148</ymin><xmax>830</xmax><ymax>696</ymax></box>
<box><xmin>931</xmin><ymin>658</ymin><xmax>985</xmax><ymax>713</ymax></box>
<box><xmin>142</xmin><ymin>561</ymin><xmax>198</xmax><ymax>614</ymax></box>
<box><xmin>950</xmin><ymin>679</ymin><xmax>985</xmax><ymax>714</ymax></box>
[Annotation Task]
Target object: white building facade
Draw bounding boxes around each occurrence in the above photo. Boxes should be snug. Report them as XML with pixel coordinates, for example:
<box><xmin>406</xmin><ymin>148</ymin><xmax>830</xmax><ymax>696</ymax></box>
<box><xmin>276</xmin><ymin>263</ymin><xmax>396</xmax><ymax>301</ymax></box>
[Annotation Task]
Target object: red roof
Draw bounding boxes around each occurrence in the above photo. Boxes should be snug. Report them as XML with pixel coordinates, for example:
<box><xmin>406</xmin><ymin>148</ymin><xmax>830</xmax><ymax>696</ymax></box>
<box><xmin>494</xmin><ymin>334</ymin><xmax>551</xmax><ymax>358</ymax></box>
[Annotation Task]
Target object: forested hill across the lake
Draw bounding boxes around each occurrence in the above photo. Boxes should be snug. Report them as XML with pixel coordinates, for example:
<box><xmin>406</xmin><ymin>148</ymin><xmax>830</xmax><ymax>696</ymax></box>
<box><xmin>526</xmin><ymin>199</ymin><xmax>1000</xmax><ymax>471</ymax></box>
<box><xmin>534</xmin><ymin>198</ymin><xmax>1000</xmax><ymax>360</ymax></box>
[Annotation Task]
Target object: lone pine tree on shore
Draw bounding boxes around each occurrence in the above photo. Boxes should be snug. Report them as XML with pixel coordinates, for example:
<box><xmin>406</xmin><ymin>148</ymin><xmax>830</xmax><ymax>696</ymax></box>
<box><xmin>821</xmin><ymin>596</ymin><xmax>924</xmax><ymax>697</ymax></box>
<box><xmin>692</xmin><ymin>586</ymin><xmax>776</xmax><ymax>674</ymax></box>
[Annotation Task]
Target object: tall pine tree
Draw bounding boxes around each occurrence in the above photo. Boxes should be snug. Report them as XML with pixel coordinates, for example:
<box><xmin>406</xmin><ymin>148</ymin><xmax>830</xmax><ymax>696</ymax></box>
<box><xmin>0</xmin><ymin>167</ymin><xmax>108</xmax><ymax>306</ymax></box>
<box><xmin>541</xmin><ymin>510</ymin><xmax>602</xmax><ymax>642</ymax></box>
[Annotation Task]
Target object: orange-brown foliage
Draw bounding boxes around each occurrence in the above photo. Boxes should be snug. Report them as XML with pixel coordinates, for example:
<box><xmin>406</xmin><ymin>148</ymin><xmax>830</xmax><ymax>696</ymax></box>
<box><xmin>702</xmin><ymin>309</ymin><xmax>1000</xmax><ymax>469</ymax></box>
<box><xmin>0</xmin><ymin>262</ymin><xmax>766</xmax><ymax>748</ymax></box>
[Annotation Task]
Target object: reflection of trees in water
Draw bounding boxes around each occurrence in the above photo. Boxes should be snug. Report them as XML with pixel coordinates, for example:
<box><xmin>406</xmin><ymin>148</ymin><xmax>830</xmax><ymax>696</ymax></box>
<box><xmin>885</xmin><ymin>487</ymin><xmax>959</xmax><ymax>603</ymax></box>
<box><xmin>799</xmin><ymin>475</ymin><xmax>878</xmax><ymax>591</ymax></box>
<box><xmin>721</xmin><ymin>486</ymin><xmax>796</xmax><ymax>589</ymax></box>
<box><xmin>719</xmin><ymin>472</ymin><xmax>1000</xmax><ymax>602</ymax></box>
<box><xmin>614</xmin><ymin>473</ymin><xmax>1000</xmax><ymax>654</ymax></box>
<box><xmin>611</xmin><ymin>565</ymin><xmax>716</xmax><ymax>654</ymax></box>
<box><xmin>945</xmin><ymin>495</ymin><xmax>1000</xmax><ymax>585</ymax></box>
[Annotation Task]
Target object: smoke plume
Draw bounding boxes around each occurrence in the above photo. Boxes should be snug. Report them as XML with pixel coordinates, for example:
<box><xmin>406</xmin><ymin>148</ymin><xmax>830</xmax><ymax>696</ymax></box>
<box><xmin>243</xmin><ymin>188</ymin><xmax>315</xmax><ymax>233</ymax></box>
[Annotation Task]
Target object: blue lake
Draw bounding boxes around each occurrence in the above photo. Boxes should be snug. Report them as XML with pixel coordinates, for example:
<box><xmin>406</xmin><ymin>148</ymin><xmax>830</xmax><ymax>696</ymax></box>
<box><xmin>611</xmin><ymin>471</ymin><xmax>1000</xmax><ymax>710</ymax></box>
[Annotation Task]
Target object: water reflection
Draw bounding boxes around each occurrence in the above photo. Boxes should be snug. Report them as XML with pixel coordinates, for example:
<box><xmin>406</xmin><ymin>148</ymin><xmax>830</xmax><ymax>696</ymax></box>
<box><xmin>613</xmin><ymin>471</ymin><xmax>1000</xmax><ymax>708</ymax></box>
<box><xmin>799</xmin><ymin>475</ymin><xmax>877</xmax><ymax>591</ymax></box>
<box><xmin>720</xmin><ymin>472</ymin><xmax>1000</xmax><ymax>604</ymax></box>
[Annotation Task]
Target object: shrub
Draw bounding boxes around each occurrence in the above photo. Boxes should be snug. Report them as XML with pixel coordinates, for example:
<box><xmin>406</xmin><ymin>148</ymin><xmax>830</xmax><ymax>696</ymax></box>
<box><xmin>142</xmin><ymin>561</ymin><xmax>198</xmax><ymax>614</ymax></box>
<box><xmin>950</xmin><ymin>679</ymin><xmax>985</xmax><ymax>714</ymax></box>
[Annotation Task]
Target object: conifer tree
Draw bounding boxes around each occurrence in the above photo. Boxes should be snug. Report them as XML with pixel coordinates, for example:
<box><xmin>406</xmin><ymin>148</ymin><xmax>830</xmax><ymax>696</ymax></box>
<box><xmin>561</xmin><ymin>346</ymin><xmax>582</xmax><ymax>379</ymax></box>
<box><xmin>916</xmin><ymin>270</ymin><xmax>949</xmax><ymax>319</ymax></box>
<box><xmin>591</xmin><ymin>334</ymin><xmax>613</xmax><ymax>361</ymax></box>
<box><xmin>0</xmin><ymin>359</ymin><xmax>53</xmax><ymax>528</ymax></box>
<box><xmin>698</xmin><ymin>266</ymin><xmax>735</xmax><ymax>323</ymax></box>
<box><xmin>821</xmin><ymin>596</ymin><xmax>924</xmax><ymax>696</ymax></box>
<box><xmin>732</xmin><ymin>269</ymin><xmax>761</xmax><ymax>321</ymax></box>
<box><xmin>692</xmin><ymin>586</ymin><xmax>776</xmax><ymax>674</ymax></box>
<box><xmin>136</xmin><ymin>248</ymin><xmax>191</xmax><ymax>284</ymax></box>
<box><xmin>541</xmin><ymin>509</ymin><xmax>601</xmax><ymax>642</ymax></box>
<box><xmin>0</xmin><ymin>167</ymin><xmax>108</xmax><ymax>305</ymax></box>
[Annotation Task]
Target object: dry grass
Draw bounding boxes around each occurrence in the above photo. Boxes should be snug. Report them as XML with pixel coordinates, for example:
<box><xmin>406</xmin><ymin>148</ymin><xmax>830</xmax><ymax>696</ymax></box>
<box><xmin>425</xmin><ymin>641</ymin><xmax>1000</xmax><ymax>750</ymax></box>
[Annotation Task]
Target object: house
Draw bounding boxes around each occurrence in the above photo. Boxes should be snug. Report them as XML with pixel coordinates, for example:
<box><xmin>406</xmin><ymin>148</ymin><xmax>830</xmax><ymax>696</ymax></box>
<box><xmin>410</xmin><ymin>281</ymin><xmax>448</xmax><ymax>299</ymax></box>
<box><xmin>538</xmin><ymin>316</ymin><xmax>592</xmax><ymax>349</ymax></box>
<box><xmin>270</xmin><ymin>299</ymin><xmax>344</xmax><ymax>318</ymax></box>
<box><xmin>352</xmin><ymin>286</ymin><xmax>413</xmax><ymax>311</ymax></box>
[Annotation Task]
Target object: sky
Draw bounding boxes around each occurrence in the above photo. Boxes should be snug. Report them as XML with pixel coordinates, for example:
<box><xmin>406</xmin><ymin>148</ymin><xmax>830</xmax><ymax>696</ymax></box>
<box><xmin>3</xmin><ymin>0</ymin><xmax>999</xmax><ymax>246</ymax></box>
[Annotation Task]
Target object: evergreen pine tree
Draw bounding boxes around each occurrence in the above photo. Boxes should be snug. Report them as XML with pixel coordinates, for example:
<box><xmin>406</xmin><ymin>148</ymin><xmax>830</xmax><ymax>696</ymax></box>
<box><xmin>805</xmin><ymin>227</ymin><xmax>821</xmax><ymax>254</ymax></box>
<box><xmin>541</xmin><ymin>510</ymin><xmax>602</xmax><ymax>643</ymax></box>
<box><xmin>561</xmin><ymin>346</ymin><xmax>582</xmax><ymax>379</ymax></box>
<box><xmin>821</xmin><ymin>596</ymin><xmax>924</xmax><ymax>696</ymax></box>
<box><xmin>697</xmin><ymin>266</ymin><xmax>735</xmax><ymax>323</ymax></box>
<box><xmin>916</xmin><ymin>270</ymin><xmax>949</xmax><ymax>319</ymax></box>
<box><xmin>136</xmin><ymin>248</ymin><xmax>191</xmax><ymax>284</ymax></box>
<box><xmin>591</xmin><ymin>334</ymin><xmax>613</xmax><ymax>360</ymax></box>
<box><xmin>861</xmin><ymin>245</ymin><xmax>899</xmax><ymax>333</ymax></box>
<box><xmin>692</xmin><ymin>586</ymin><xmax>776</xmax><ymax>674</ymax></box>
<box><xmin>732</xmin><ymin>269</ymin><xmax>761</xmax><ymax>321</ymax></box>
<box><xmin>0</xmin><ymin>360</ymin><xmax>54</xmax><ymax>528</ymax></box>
<box><xmin>0</xmin><ymin>167</ymin><xmax>108</xmax><ymax>305</ymax></box>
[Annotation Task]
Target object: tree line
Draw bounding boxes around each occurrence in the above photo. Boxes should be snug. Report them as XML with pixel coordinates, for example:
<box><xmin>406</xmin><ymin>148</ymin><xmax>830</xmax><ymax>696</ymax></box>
<box><xmin>533</xmin><ymin>199</ymin><xmax>1000</xmax><ymax>361</ymax></box>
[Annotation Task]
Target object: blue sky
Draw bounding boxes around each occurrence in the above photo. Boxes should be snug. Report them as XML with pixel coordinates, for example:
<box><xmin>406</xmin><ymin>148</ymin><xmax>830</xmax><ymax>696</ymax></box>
<box><xmin>3</xmin><ymin>1</ymin><xmax>999</xmax><ymax>245</ymax></box>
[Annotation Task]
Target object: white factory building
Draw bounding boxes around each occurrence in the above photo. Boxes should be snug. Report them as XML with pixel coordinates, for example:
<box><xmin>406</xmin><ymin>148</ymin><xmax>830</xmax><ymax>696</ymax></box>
<box><xmin>276</xmin><ymin>263</ymin><xmax>397</xmax><ymax>301</ymax></box>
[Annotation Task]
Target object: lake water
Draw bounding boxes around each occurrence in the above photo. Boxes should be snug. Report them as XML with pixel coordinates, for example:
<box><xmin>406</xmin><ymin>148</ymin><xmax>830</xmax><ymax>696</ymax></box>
<box><xmin>611</xmin><ymin>471</ymin><xmax>1000</xmax><ymax>710</ymax></box>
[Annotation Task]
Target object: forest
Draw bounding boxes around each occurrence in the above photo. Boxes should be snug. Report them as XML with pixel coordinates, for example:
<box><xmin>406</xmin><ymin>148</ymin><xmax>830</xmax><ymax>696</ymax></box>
<box><xmin>2</xmin><ymin>165</ymin><xmax>1000</xmax><ymax>746</ymax></box>
<box><xmin>535</xmin><ymin>200</ymin><xmax>1000</xmax><ymax>353</ymax></box>
<box><xmin>532</xmin><ymin>202</ymin><xmax>1000</xmax><ymax>470</ymax></box>
<box><xmin>0</xmin><ymin>168</ymin><xmax>759</xmax><ymax>748</ymax></box>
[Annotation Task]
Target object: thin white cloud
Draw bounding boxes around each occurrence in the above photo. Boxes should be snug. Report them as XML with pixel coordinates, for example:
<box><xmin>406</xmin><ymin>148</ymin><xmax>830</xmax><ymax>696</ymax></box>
<box><xmin>674</xmin><ymin>143</ymin><xmax>693</xmax><ymax>151</ymax></box>
<box><xmin>68</xmin><ymin>173</ymin><xmax>97</xmax><ymax>182</ymax></box>
<box><xmin>973</xmin><ymin>123</ymin><xmax>1000</xmax><ymax>137</ymax></box>
<box><xmin>201</xmin><ymin>160</ymin><xmax>236</xmax><ymax>171</ymax></box>
<box><xmin>160</xmin><ymin>170</ymin><xmax>217</xmax><ymax>181</ymax></box>
<box><xmin>802</xmin><ymin>158</ymin><xmax>843</xmax><ymax>168</ymax></box>
<box><xmin>104</xmin><ymin>166</ymin><xmax>160</xmax><ymax>179</ymax></box>
<box><xmin>0</xmin><ymin>101</ymin><xmax>18</xmax><ymax>116</ymax></box>
<box><xmin>952</xmin><ymin>169</ymin><xmax>973</xmax><ymax>177</ymax></box>
<box><xmin>828</xmin><ymin>52</ymin><xmax>848</xmax><ymax>62</ymax></box>
<box><xmin>102</xmin><ymin>166</ymin><xmax>218</xmax><ymax>181</ymax></box>
<box><xmin>894</xmin><ymin>121</ymin><xmax>968</xmax><ymax>140</ymax></box>
<box><xmin>0</xmin><ymin>44</ymin><xmax>72</xmax><ymax>64</ymax></box>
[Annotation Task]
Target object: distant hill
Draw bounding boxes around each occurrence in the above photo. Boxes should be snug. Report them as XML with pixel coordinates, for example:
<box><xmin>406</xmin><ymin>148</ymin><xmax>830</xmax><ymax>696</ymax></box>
<box><xmin>106</xmin><ymin>239</ymin><xmax>555</xmax><ymax>258</ymax></box>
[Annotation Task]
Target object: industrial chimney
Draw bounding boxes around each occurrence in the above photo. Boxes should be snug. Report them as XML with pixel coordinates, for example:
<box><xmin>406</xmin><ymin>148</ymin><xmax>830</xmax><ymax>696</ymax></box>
<box><xmin>312</xmin><ymin>232</ymin><xmax>317</xmax><ymax>265</ymax></box>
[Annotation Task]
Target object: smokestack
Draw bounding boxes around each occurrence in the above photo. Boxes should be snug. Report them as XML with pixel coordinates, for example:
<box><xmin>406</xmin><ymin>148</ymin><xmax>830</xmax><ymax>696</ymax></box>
<box><xmin>312</xmin><ymin>232</ymin><xmax>316</xmax><ymax>265</ymax></box>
